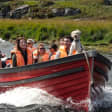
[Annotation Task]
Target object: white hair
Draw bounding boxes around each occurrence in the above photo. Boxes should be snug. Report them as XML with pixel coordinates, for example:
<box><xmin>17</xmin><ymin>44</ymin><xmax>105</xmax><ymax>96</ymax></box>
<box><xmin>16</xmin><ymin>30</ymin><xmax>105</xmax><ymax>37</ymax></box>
<box><xmin>71</xmin><ymin>29</ymin><xmax>81</xmax><ymax>38</ymax></box>
<box><xmin>27</xmin><ymin>39</ymin><xmax>34</xmax><ymax>43</ymax></box>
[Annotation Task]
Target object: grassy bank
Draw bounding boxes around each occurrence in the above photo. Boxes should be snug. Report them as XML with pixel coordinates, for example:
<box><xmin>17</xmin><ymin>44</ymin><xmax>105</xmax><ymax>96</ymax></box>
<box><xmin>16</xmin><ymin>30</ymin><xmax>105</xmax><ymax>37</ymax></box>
<box><xmin>53</xmin><ymin>0</ymin><xmax>112</xmax><ymax>19</ymax></box>
<box><xmin>85</xmin><ymin>44</ymin><xmax>112</xmax><ymax>54</ymax></box>
<box><xmin>0</xmin><ymin>19</ymin><xmax>112</xmax><ymax>46</ymax></box>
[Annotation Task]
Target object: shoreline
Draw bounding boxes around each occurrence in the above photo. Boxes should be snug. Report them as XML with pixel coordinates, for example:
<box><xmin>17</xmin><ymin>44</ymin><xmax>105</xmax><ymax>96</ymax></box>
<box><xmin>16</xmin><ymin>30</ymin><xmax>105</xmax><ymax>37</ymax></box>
<box><xmin>85</xmin><ymin>44</ymin><xmax>112</xmax><ymax>54</ymax></box>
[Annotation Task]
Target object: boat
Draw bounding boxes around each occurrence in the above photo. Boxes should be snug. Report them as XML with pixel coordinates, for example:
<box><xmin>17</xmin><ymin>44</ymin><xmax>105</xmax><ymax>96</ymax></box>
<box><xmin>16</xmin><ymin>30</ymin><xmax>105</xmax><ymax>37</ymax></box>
<box><xmin>0</xmin><ymin>50</ymin><xmax>111</xmax><ymax>112</ymax></box>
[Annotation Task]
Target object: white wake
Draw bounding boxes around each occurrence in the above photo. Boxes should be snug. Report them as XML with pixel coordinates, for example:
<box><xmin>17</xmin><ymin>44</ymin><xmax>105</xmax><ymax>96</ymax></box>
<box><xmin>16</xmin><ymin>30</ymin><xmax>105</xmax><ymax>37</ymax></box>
<box><xmin>0</xmin><ymin>87</ymin><xmax>62</xmax><ymax>107</ymax></box>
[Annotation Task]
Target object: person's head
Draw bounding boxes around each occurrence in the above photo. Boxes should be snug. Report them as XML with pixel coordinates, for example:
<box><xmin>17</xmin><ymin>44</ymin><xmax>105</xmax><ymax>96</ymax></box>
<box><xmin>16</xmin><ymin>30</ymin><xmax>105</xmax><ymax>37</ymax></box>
<box><xmin>16</xmin><ymin>37</ymin><xmax>27</xmax><ymax>51</ymax></box>
<box><xmin>59</xmin><ymin>37</ymin><xmax>64</xmax><ymax>46</ymax></box>
<box><xmin>27</xmin><ymin>39</ymin><xmax>34</xmax><ymax>48</ymax></box>
<box><xmin>49</xmin><ymin>44</ymin><xmax>58</xmax><ymax>53</ymax></box>
<box><xmin>37</xmin><ymin>43</ymin><xmax>46</xmax><ymax>55</ymax></box>
<box><xmin>63</xmin><ymin>35</ymin><xmax>73</xmax><ymax>49</ymax></box>
<box><xmin>71</xmin><ymin>29</ymin><xmax>81</xmax><ymax>40</ymax></box>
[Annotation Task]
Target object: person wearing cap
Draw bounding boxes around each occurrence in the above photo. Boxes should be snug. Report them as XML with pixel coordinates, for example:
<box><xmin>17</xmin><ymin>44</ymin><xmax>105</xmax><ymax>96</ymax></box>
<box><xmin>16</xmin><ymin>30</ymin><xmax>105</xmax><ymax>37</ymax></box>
<box><xmin>49</xmin><ymin>44</ymin><xmax>58</xmax><ymax>60</ymax></box>
<box><xmin>27</xmin><ymin>39</ymin><xmax>36</xmax><ymax>52</ymax></box>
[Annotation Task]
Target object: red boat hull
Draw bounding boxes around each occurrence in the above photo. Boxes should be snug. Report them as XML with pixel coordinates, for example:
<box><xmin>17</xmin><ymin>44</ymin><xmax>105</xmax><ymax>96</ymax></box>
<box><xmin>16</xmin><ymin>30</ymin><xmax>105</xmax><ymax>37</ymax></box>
<box><xmin>0</xmin><ymin>51</ymin><xmax>111</xmax><ymax>112</ymax></box>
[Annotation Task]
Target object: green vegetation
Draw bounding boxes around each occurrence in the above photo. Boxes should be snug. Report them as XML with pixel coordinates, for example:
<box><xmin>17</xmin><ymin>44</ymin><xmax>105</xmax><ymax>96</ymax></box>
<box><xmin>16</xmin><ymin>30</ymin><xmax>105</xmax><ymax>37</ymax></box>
<box><xmin>53</xmin><ymin>0</ymin><xmax>112</xmax><ymax>19</ymax></box>
<box><xmin>0</xmin><ymin>19</ymin><xmax>112</xmax><ymax>46</ymax></box>
<box><xmin>1</xmin><ymin>0</ymin><xmax>112</xmax><ymax>19</ymax></box>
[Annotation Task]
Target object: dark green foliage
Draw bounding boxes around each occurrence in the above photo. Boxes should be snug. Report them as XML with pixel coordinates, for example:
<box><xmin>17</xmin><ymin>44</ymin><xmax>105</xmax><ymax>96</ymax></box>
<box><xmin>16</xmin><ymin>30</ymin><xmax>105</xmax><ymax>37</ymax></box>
<box><xmin>0</xmin><ymin>19</ymin><xmax>112</xmax><ymax>45</ymax></box>
<box><xmin>104</xmin><ymin>32</ymin><xmax>112</xmax><ymax>43</ymax></box>
<box><xmin>39</xmin><ymin>0</ymin><xmax>54</xmax><ymax>7</ymax></box>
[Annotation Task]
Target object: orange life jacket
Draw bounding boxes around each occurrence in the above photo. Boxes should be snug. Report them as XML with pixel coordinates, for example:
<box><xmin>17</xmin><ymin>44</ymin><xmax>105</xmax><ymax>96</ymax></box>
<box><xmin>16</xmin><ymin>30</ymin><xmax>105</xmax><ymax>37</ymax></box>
<box><xmin>28</xmin><ymin>47</ymin><xmax>36</xmax><ymax>53</ymax></box>
<box><xmin>33</xmin><ymin>49</ymin><xmax>38</xmax><ymax>58</ymax></box>
<box><xmin>72</xmin><ymin>50</ymin><xmax>77</xmax><ymax>55</ymax></box>
<box><xmin>50</xmin><ymin>52</ymin><xmax>56</xmax><ymax>60</ymax></box>
<box><xmin>59</xmin><ymin>45</ymin><xmax>76</xmax><ymax>58</ymax></box>
<box><xmin>32</xmin><ymin>47</ymin><xmax>36</xmax><ymax>52</ymax></box>
<box><xmin>33</xmin><ymin>49</ymin><xmax>49</xmax><ymax>63</ymax></box>
<box><xmin>38</xmin><ymin>52</ymin><xmax>49</xmax><ymax>63</ymax></box>
<box><xmin>6</xmin><ymin>58</ymin><xmax>12</xmax><ymax>65</ymax></box>
<box><xmin>12</xmin><ymin>48</ymin><xmax>33</xmax><ymax>67</ymax></box>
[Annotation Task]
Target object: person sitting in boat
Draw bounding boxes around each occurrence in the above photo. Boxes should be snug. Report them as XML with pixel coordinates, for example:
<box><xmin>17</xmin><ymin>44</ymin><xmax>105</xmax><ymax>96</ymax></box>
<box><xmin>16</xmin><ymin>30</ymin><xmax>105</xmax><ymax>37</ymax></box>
<box><xmin>49</xmin><ymin>44</ymin><xmax>58</xmax><ymax>60</ymax></box>
<box><xmin>55</xmin><ymin>35</ymin><xmax>76</xmax><ymax>59</ymax></box>
<box><xmin>6</xmin><ymin>41</ymin><xmax>18</xmax><ymax>67</ymax></box>
<box><xmin>27</xmin><ymin>39</ymin><xmax>36</xmax><ymax>52</ymax></box>
<box><xmin>59</xmin><ymin>37</ymin><xmax>64</xmax><ymax>46</ymax></box>
<box><xmin>0</xmin><ymin>51</ymin><xmax>4</xmax><ymax>68</ymax></box>
<box><xmin>11</xmin><ymin>37</ymin><xmax>33</xmax><ymax>67</ymax></box>
<box><xmin>54</xmin><ymin>37</ymin><xmax>65</xmax><ymax>59</ymax></box>
<box><xmin>33</xmin><ymin>43</ymin><xmax>49</xmax><ymax>63</ymax></box>
<box><xmin>0</xmin><ymin>50</ymin><xmax>7</xmax><ymax>68</ymax></box>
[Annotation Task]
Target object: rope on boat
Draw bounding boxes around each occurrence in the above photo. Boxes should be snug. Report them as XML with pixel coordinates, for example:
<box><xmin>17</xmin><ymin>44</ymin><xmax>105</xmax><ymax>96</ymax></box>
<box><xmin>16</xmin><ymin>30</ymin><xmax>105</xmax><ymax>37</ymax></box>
<box><xmin>82</xmin><ymin>45</ymin><xmax>94</xmax><ymax>85</ymax></box>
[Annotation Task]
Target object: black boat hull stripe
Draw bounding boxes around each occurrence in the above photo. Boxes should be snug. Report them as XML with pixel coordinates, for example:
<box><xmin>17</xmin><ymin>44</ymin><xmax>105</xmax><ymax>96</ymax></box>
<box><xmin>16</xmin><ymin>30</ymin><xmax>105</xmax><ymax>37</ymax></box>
<box><xmin>0</xmin><ymin>67</ymin><xmax>85</xmax><ymax>86</ymax></box>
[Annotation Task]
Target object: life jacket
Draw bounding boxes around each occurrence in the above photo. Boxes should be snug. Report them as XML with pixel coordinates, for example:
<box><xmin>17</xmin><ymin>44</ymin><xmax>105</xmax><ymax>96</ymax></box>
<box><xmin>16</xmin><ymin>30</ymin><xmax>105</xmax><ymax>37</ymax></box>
<box><xmin>12</xmin><ymin>48</ymin><xmax>33</xmax><ymax>67</ymax></box>
<box><xmin>33</xmin><ymin>49</ymin><xmax>49</xmax><ymax>63</ymax></box>
<box><xmin>32</xmin><ymin>47</ymin><xmax>36</xmax><ymax>52</ymax></box>
<box><xmin>38</xmin><ymin>52</ymin><xmax>49</xmax><ymax>63</ymax></box>
<box><xmin>59</xmin><ymin>45</ymin><xmax>76</xmax><ymax>58</ymax></box>
<box><xmin>50</xmin><ymin>52</ymin><xmax>56</xmax><ymax>60</ymax></box>
<box><xmin>58</xmin><ymin>45</ymin><xmax>67</xmax><ymax>58</ymax></box>
<box><xmin>28</xmin><ymin>47</ymin><xmax>36</xmax><ymax>53</ymax></box>
<box><xmin>72</xmin><ymin>50</ymin><xmax>77</xmax><ymax>55</ymax></box>
<box><xmin>33</xmin><ymin>49</ymin><xmax>38</xmax><ymax>59</ymax></box>
<box><xmin>6</xmin><ymin>58</ymin><xmax>12</xmax><ymax>66</ymax></box>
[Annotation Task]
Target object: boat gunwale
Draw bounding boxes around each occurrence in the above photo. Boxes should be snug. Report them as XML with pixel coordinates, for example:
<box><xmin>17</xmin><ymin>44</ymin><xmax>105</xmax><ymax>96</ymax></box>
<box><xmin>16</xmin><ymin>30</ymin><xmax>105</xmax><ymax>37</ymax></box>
<box><xmin>0</xmin><ymin>50</ymin><xmax>111</xmax><ymax>74</ymax></box>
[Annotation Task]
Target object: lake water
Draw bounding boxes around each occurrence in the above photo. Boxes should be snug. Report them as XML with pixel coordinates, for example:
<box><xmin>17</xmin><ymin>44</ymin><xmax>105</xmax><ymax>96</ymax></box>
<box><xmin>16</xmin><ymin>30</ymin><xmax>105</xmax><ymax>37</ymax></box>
<box><xmin>0</xmin><ymin>40</ymin><xmax>112</xmax><ymax>112</ymax></box>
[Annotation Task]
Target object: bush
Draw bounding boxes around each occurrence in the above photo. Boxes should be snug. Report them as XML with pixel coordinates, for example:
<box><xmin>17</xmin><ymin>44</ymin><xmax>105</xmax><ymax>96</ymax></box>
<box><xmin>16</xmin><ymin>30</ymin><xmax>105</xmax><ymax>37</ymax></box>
<box><xmin>104</xmin><ymin>32</ymin><xmax>112</xmax><ymax>43</ymax></box>
<box><xmin>0</xmin><ymin>19</ymin><xmax>112</xmax><ymax>45</ymax></box>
